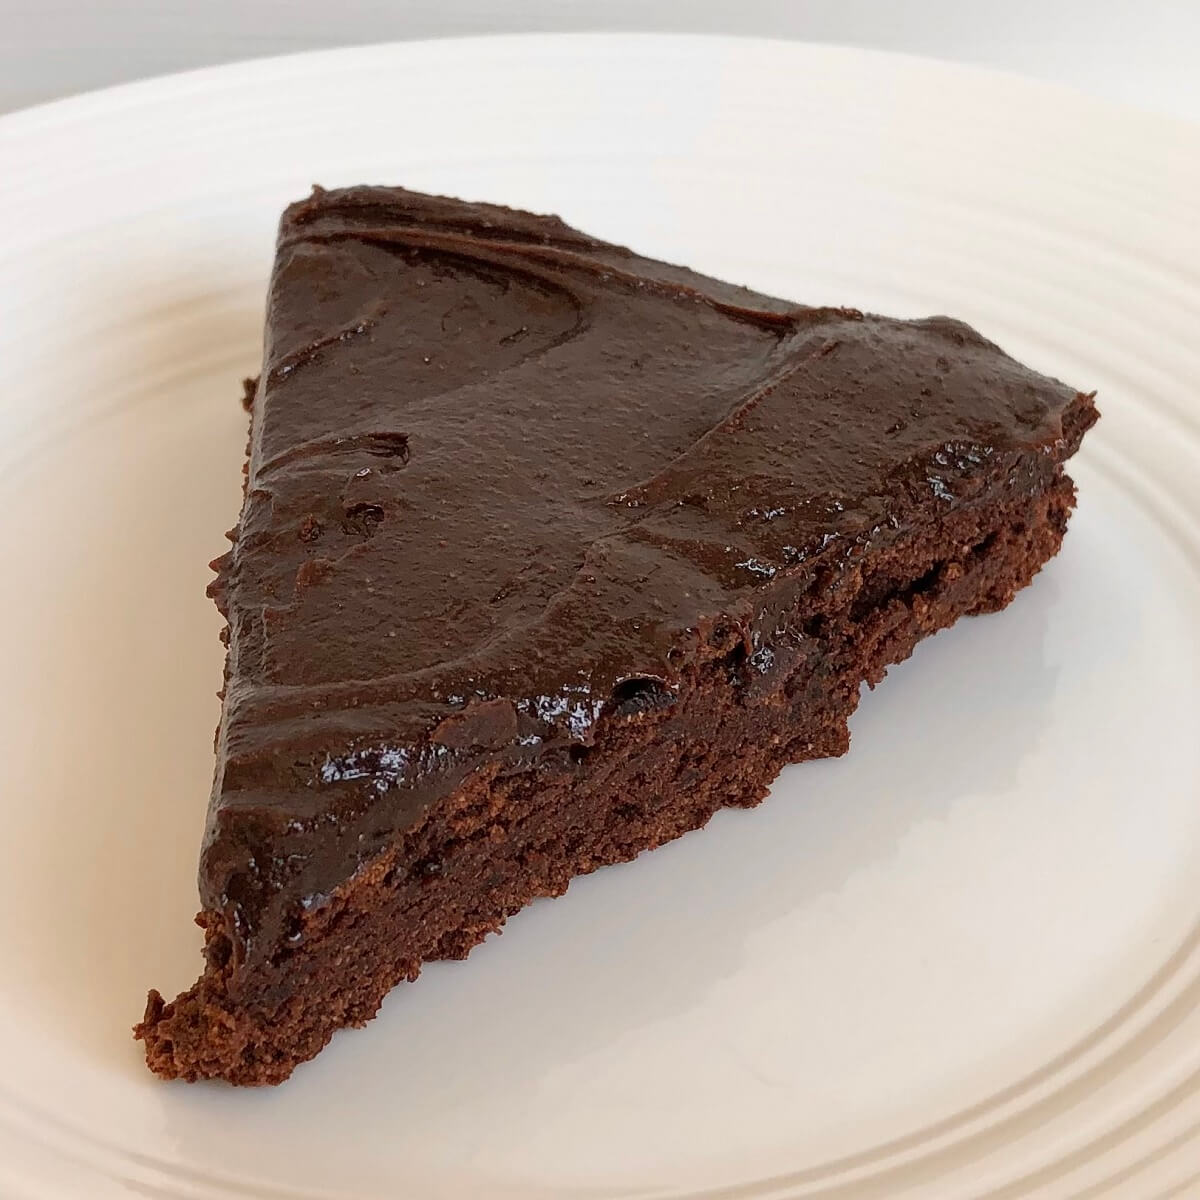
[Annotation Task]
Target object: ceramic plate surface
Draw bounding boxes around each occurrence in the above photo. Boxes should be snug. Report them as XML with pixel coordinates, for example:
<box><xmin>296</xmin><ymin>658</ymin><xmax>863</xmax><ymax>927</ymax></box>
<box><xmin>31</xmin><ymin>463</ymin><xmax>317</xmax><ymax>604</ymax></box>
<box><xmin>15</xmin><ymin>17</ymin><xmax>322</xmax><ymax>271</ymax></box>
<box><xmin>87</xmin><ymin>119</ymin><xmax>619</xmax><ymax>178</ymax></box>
<box><xmin>1</xmin><ymin>34</ymin><xmax>1198</xmax><ymax>1199</ymax></box>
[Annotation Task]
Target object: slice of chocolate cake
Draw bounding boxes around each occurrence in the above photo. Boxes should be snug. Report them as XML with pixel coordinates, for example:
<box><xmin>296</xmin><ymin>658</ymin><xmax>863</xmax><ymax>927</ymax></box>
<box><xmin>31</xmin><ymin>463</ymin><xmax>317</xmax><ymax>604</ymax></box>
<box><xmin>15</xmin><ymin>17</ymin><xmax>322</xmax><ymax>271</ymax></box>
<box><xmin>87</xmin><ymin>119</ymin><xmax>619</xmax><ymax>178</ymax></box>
<box><xmin>136</xmin><ymin>185</ymin><xmax>1097</xmax><ymax>1084</ymax></box>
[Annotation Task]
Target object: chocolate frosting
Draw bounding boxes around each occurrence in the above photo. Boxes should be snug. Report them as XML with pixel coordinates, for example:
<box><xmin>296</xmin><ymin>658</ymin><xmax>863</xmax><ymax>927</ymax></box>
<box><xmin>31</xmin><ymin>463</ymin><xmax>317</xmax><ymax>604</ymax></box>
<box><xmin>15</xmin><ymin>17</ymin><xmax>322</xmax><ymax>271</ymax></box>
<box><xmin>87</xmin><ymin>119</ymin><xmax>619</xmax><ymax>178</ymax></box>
<box><xmin>203</xmin><ymin>185</ymin><xmax>1093</xmax><ymax>967</ymax></box>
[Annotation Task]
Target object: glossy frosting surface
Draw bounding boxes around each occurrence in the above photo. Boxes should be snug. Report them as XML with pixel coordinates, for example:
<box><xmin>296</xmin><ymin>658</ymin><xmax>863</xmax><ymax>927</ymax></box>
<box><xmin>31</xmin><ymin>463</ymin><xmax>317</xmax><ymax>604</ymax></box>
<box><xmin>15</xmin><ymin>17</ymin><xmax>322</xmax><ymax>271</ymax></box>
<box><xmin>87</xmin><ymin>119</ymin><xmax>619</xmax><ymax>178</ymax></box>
<box><xmin>203</xmin><ymin>186</ymin><xmax>1089</xmax><ymax>960</ymax></box>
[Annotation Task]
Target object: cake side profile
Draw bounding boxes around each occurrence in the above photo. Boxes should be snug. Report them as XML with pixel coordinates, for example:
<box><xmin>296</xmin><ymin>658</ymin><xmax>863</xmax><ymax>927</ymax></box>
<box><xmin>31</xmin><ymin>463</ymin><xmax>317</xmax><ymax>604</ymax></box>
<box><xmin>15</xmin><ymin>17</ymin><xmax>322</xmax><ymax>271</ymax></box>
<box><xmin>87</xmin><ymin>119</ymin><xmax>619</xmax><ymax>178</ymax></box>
<box><xmin>136</xmin><ymin>185</ymin><xmax>1097</xmax><ymax>1084</ymax></box>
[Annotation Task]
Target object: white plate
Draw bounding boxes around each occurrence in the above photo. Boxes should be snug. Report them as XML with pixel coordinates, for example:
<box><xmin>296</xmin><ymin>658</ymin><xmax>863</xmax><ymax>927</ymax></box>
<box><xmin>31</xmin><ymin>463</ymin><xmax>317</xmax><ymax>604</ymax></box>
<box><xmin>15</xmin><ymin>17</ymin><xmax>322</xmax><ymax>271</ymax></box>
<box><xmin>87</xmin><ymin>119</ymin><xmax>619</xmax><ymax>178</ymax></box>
<box><xmin>0</xmin><ymin>34</ymin><xmax>1198</xmax><ymax>1200</ymax></box>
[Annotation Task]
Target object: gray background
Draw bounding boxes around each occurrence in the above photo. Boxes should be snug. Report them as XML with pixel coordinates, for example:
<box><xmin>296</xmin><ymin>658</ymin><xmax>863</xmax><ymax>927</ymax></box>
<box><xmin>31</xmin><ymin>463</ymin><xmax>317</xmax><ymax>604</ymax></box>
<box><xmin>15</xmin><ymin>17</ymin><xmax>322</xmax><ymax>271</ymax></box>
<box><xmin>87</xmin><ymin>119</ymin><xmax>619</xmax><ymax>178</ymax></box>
<box><xmin>3</xmin><ymin>0</ymin><xmax>1199</xmax><ymax>121</ymax></box>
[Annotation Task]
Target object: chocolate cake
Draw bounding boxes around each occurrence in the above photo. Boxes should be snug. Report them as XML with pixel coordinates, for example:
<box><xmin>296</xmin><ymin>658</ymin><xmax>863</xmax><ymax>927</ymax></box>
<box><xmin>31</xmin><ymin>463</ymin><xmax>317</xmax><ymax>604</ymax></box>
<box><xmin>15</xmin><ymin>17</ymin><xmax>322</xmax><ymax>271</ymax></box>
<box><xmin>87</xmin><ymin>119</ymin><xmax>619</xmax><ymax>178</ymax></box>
<box><xmin>136</xmin><ymin>185</ymin><xmax>1097</xmax><ymax>1084</ymax></box>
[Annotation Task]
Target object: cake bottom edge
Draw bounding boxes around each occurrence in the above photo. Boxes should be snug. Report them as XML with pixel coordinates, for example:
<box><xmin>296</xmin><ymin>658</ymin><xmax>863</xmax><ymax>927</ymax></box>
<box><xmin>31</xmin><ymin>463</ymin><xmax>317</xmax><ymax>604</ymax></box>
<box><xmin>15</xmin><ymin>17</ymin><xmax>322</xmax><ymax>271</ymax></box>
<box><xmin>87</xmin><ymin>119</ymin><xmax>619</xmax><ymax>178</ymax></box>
<box><xmin>136</xmin><ymin>472</ymin><xmax>1077</xmax><ymax>1085</ymax></box>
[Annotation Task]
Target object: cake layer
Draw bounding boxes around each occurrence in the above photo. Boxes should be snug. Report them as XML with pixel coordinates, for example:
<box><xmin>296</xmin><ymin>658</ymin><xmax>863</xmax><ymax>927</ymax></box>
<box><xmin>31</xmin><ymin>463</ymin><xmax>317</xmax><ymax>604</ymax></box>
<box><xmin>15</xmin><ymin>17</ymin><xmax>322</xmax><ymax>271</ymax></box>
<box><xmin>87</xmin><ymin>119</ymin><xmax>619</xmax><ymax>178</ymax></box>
<box><xmin>141</xmin><ymin>469</ymin><xmax>1077</xmax><ymax>1084</ymax></box>
<box><xmin>137</xmin><ymin>185</ymin><xmax>1096</xmax><ymax>1084</ymax></box>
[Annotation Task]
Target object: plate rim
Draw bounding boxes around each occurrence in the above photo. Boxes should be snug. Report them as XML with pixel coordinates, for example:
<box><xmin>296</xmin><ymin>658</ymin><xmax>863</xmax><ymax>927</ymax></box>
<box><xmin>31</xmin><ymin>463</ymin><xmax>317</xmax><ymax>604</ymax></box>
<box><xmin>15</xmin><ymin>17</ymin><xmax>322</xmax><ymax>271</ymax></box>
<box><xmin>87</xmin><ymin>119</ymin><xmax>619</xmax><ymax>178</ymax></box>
<box><xmin>3</xmin><ymin>29</ymin><xmax>1198</xmax><ymax>145</ymax></box>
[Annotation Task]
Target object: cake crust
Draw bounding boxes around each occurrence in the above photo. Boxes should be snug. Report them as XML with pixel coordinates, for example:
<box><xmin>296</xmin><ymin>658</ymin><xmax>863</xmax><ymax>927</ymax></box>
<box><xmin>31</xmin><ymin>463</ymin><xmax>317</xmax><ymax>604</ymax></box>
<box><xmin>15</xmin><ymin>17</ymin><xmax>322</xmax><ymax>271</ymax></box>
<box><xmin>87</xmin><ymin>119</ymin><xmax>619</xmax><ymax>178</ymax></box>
<box><xmin>136</xmin><ymin>185</ymin><xmax>1097</xmax><ymax>1084</ymax></box>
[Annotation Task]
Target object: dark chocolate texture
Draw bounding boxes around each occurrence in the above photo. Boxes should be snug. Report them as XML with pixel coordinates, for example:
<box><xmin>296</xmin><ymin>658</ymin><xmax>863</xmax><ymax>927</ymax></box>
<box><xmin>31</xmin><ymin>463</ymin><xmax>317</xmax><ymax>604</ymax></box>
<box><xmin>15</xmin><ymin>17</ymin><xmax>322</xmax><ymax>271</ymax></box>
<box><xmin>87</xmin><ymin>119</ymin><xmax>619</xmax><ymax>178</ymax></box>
<box><xmin>142</xmin><ymin>185</ymin><xmax>1096</xmax><ymax>1081</ymax></box>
